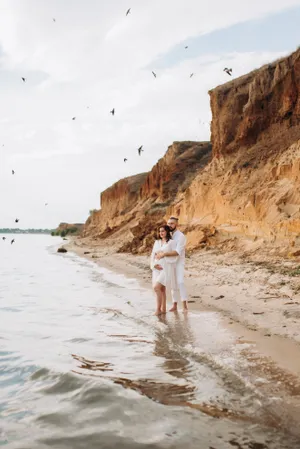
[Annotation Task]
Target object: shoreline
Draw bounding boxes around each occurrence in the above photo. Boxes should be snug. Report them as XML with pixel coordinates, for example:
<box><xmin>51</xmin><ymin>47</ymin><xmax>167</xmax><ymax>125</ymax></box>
<box><xmin>64</xmin><ymin>236</ymin><xmax>300</xmax><ymax>375</ymax></box>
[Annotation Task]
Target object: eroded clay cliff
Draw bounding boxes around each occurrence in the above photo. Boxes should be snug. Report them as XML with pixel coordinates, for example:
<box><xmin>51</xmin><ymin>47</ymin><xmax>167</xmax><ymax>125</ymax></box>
<box><xmin>168</xmin><ymin>49</ymin><xmax>300</xmax><ymax>251</ymax></box>
<box><xmin>83</xmin><ymin>48</ymin><xmax>300</xmax><ymax>256</ymax></box>
<box><xmin>210</xmin><ymin>49</ymin><xmax>300</xmax><ymax>161</ymax></box>
<box><xmin>82</xmin><ymin>142</ymin><xmax>212</xmax><ymax>253</ymax></box>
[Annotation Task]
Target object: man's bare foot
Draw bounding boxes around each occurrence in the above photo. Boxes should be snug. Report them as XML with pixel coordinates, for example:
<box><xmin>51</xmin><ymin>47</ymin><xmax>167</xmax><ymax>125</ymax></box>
<box><xmin>169</xmin><ymin>304</ymin><xmax>178</xmax><ymax>312</ymax></box>
<box><xmin>154</xmin><ymin>310</ymin><xmax>162</xmax><ymax>316</ymax></box>
<box><xmin>182</xmin><ymin>301</ymin><xmax>188</xmax><ymax>312</ymax></box>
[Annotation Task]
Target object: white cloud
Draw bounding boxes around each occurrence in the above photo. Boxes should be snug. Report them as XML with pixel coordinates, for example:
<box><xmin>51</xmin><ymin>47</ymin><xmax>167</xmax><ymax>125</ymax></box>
<box><xmin>0</xmin><ymin>0</ymin><xmax>299</xmax><ymax>227</ymax></box>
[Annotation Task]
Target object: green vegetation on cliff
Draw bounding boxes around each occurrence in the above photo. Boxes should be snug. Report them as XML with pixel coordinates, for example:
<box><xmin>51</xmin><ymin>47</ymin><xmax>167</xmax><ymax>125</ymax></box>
<box><xmin>51</xmin><ymin>226</ymin><xmax>79</xmax><ymax>237</ymax></box>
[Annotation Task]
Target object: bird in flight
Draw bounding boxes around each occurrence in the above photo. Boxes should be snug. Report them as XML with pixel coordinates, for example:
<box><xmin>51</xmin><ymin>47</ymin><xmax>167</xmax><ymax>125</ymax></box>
<box><xmin>21</xmin><ymin>77</ymin><xmax>26</xmax><ymax>82</ymax></box>
<box><xmin>53</xmin><ymin>18</ymin><xmax>56</xmax><ymax>22</ymax></box>
<box><xmin>11</xmin><ymin>239</ymin><xmax>15</xmax><ymax>245</ymax></box>
<box><xmin>72</xmin><ymin>117</ymin><xmax>76</xmax><ymax>120</ymax></box>
<box><xmin>185</xmin><ymin>46</ymin><xmax>188</xmax><ymax>49</ymax></box>
<box><xmin>190</xmin><ymin>73</ymin><xmax>194</xmax><ymax>78</ymax></box>
<box><xmin>12</xmin><ymin>170</ymin><xmax>15</xmax><ymax>175</ymax></box>
<box><xmin>124</xmin><ymin>158</ymin><xmax>128</xmax><ymax>162</ymax></box>
<box><xmin>224</xmin><ymin>68</ymin><xmax>232</xmax><ymax>76</ymax></box>
<box><xmin>2</xmin><ymin>237</ymin><xmax>6</xmax><ymax>241</ymax></box>
<box><xmin>152</xmin><ymin>71</ymin><xmax>157</xmax><ymax>78</ymax></box>
<box><xmin>138</xmin><ymin>145</ymin><xmax>143</xmax><ymax>156</ymax></box>
<box><xmin>15</xmin><ymin>218</ymin><xmax>19</xmax><ymax>223</ymax></box>
<box><xmin>126</xmin><ymin>8</ymin><xmax>131</xmax><ymax>16</ymax></box>
<box><xmin>45</xmin><ymin>203</ymin><xmax>48</xmax><ymax>206</ymax></box>
<box><xmin>110</xmin><ymin>108</ymin><xmax>115</xmax><ymax>116</ymax></box>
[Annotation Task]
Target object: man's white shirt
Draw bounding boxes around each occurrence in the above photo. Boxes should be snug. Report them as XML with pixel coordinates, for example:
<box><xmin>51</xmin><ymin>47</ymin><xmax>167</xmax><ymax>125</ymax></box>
<box><xmin>171</xmin><ymin>229</ymin><xmax>186</xmax><ymax>284</ymax></box>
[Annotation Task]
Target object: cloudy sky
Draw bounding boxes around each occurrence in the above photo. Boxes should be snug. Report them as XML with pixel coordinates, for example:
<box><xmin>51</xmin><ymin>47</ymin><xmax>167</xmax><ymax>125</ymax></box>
<box><xmin>0</xmin><ymin>0</ymin><xmax>299</xmax><ymax>228</ymax></box>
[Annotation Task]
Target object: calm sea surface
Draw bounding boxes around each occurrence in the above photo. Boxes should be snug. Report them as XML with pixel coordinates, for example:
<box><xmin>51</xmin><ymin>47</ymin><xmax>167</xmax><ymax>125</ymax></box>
<box><xmin>1</xmin><ymin>235</ymin><xmax>300</xmax><ymax>448</ymax></box>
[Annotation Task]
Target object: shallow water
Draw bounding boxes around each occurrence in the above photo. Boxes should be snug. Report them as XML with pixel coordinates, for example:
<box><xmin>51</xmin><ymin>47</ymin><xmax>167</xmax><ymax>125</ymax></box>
<box><xmin>1</xmin><ymin>235</ymin><xmax>300</xmax><ymax>448</ymax></box>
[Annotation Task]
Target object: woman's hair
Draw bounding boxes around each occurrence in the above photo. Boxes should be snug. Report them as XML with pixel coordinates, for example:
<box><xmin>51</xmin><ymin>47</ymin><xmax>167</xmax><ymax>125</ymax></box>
<box><xmin>158</xmin><ymin>224</ymin><xmax>172</xmax><ymax>242</ymax></box>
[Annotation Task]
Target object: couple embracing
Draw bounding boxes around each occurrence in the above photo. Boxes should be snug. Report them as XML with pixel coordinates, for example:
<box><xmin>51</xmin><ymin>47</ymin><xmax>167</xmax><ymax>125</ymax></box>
<box><xmin>150</xmin><ymin>217</ymin><xmax>188</xmax><ymax>315</ymax></box>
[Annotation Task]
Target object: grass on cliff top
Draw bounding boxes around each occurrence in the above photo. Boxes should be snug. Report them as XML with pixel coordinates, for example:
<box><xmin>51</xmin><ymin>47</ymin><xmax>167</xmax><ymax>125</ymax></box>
<box><xmin>51</xmin><ymin>226</ymin><xmax>79</xmax><ymax>237</ymax></box>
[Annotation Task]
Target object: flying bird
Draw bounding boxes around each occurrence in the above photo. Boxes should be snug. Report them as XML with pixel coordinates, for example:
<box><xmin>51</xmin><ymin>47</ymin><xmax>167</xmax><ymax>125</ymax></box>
<box><xmin>53</xmin><ymin>18</ymin><xmax>56</xmax><ymax>22</ymax></box>
<box><xmin>15</xmin><ymin>218</ymin><xmax>19</xmax><ymax>223</ymax></box>
<box><xmin>2</xmin><ymin>237</ymin><xmax>6</xmax><ymax>241</ymax></box>
<box><xmin>185</xmin><ymin>46</ymin><xmax>188</xmax><ymax>49</ymax></box>
<box><xmin>126</xmin><ymin>8</ymin><xmax>131</xmax><ymax>16</ymax></box>
<box><xmin>72</xmin><ymin>117</ymin><xmax>76</xmax><ymax>120</ymax></box>
<box><xmin>124</xmin><ymin>158</ymin><xmax>128</xmax><ymax>162</ymax></box>
<box><xmin>224</xmin><ymin>68</ymin><xmax>232</xmax><ymax>76</ymax></box>
<box><xmin>110</xmin><ymin>108</ymin><xmax>115</xmax><ymax>116</ymax></box>
<box><xmin>45</xmin><ymin>203</ymin><xmax>48</xmax><ymax>206</ymax></box>
<box><xmin>138</xmin><ymin>145</ymin><xmax>143</xmax><ymax>156</ymax></box>
<box><xmin>21</xmin><ymin>77</ymin><xmax>26</xmax><ymax>82</ymax></box>
<box><xmin>152</xmin><ymin>71</ymin><xmax>157</xmax><ymax>78</ymax></box>
<box><xmin>11</xmin><ymin>239</ymin><xmax>15</xmax><ymax>245</ymax></box>
<box><xmin>12</xmin><ymin>170</ymin><xmax>15</xmax><ymax>175</ymax></box>
<box><xmin>190</xmin><ymin>73</ymin><xmax>194</xmax><ymax>78</ymax></box>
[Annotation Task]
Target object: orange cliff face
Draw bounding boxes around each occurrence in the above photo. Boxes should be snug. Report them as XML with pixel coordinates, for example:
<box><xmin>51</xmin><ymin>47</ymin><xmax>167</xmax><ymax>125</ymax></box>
<box><xmin>101</xmin><ymin>173</ymin><xmax>148</xmax><ymax>219</ymax></box>
<box><xmin>82</xmin><ymin>142</ymin><xmax>212</xmax><ymax>253</ymax></box>
<box><xmin>140</xmin><ymin>141</ymin><xmax>212</xmax><ymax>201</ymax></box>
<box><xmin>170</xmin><ymin>49</ymin><xmax>300</xmax><ymax>250</ymax></box>
<box><xmin>83</xmin><ymin>173</ymin><xmax>148</xmax><ymax>239</ymax></box>
<box><xmin>83</xmin><ymin>48</ymin><xmax>300</xmax><ymax>255</ymax></box>
<box><xmin>210</xmin><ymin>49</ymin><xmax>300</xmax><ymax>160</ymax></box>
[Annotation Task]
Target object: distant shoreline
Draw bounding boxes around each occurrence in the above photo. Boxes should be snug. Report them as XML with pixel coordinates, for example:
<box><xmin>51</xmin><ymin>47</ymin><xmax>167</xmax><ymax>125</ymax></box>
<box><xmin>0</xmin><ymin>229</ymin><xmax>53</xmax><ymax>234</ymax></box>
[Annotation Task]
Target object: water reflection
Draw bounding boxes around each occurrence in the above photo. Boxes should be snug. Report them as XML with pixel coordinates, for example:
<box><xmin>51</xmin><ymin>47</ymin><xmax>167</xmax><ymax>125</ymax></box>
<box><xmin>1</xmin><ymin>236</ymin><xmax>300</xmax><ymax>449</ymax></box>
<box><xmin>154</xmin><ymin>312</ymin><xmax>194</xmax><ymax>381</ymax></box>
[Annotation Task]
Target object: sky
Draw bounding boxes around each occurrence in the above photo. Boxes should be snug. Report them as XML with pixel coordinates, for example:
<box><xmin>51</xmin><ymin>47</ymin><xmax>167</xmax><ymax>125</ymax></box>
<box><xmin>0</xmin><ymin>0</ymin><xmax>299</xmax><ymax>228</ymax></box>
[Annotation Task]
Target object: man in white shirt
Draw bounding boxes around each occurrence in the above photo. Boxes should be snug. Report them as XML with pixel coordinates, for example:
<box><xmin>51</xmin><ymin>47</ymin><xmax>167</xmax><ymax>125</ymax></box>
<box><xmin>155</xmin><ymin>217</ymin><xmax>188</xmax><ymax>312</ymax></box>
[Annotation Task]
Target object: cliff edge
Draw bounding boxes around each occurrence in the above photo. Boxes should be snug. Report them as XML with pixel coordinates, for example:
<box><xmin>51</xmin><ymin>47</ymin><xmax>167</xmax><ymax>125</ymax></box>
<box><xmin>83</xmin><ymin>141</ymin><xmax>212</xmax><ymax>253</ymax></box>
<box><xmin>83</xmin><ymin>48</ymin><xmax>300</xmax><ymax>256</ymax></box>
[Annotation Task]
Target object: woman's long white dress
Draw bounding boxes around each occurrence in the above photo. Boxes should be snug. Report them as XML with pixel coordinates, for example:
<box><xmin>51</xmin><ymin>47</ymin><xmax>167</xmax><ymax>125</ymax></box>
<box><xmin>150</xmin><ymin>240</ymin><xmax>178</xmax><ymax>292</ymax></box>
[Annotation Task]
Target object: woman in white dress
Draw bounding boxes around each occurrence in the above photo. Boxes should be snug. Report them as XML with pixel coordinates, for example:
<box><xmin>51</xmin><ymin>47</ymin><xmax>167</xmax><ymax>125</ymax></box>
<box><xmin>150</xmin><ymin>225</ymin><xmax>178</xmax><ymax>315</ymax></box>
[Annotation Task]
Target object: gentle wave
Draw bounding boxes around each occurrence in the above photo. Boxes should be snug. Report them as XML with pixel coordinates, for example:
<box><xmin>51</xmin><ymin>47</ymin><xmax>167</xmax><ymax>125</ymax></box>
<box><xmin>1</xmin><ymin>235</ymin><xmax>300</xmax><ymax>448</ymax></box>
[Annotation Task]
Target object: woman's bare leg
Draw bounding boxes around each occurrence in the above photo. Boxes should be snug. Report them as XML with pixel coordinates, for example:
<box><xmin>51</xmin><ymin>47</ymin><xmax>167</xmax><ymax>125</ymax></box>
<box><xmin>161</xmin><ymin>286</ymin><xmax>167</xmax><ymax>313</ymax></box>
<box><xmin>154</xmin><ymin>283</ymin><xmax>163</xmax><ymax>315</ymax></box>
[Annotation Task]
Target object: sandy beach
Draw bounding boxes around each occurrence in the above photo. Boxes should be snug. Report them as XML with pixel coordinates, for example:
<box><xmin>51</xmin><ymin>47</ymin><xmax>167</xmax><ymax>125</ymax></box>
<box><xmin>66</xmin><ymin>236</ymin><xmax>300</xmax><ymax>357</ymax></box>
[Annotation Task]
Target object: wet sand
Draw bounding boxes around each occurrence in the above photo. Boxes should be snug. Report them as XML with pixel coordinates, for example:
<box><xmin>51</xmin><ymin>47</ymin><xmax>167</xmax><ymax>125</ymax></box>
<box><xmin>59</xmin><ymin>236</ymin><xmax>300</xmax><ymax>447</ymax></box>
<box><xmin>66</xmin><ymin>237</ymin><xmax>300</xmax><ymax>377</ymax></box>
